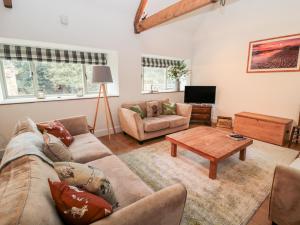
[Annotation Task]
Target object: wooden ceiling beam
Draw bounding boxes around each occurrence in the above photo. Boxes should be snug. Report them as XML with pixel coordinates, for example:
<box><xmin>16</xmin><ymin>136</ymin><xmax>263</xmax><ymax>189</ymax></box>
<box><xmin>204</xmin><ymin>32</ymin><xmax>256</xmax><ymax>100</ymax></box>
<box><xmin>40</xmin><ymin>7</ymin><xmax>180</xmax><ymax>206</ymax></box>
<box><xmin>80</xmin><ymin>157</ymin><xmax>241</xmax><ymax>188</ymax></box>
<box><xmin>3</xmin><ymin>0</ymin><xmax>12</xmax><ymax>8</ymax></box>
<box><xmin>134</xmin><ymin>0</ymin><xmax>218</xmax><ymax>34</ymax></box>
<box><xmin>134</xmin><ymin>0</ymin><xmax>148</xmax><ymax>34</ymax></box>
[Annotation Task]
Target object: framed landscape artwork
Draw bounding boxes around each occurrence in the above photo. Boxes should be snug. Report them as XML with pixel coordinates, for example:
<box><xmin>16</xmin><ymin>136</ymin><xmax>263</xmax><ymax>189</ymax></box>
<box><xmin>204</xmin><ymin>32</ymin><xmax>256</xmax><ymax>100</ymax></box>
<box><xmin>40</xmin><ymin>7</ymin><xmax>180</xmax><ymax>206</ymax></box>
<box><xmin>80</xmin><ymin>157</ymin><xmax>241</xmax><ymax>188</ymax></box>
<box><xmin>247</xmin><ymin>33</ymin><xmax>300</xmax><ymax>73</ymax></box>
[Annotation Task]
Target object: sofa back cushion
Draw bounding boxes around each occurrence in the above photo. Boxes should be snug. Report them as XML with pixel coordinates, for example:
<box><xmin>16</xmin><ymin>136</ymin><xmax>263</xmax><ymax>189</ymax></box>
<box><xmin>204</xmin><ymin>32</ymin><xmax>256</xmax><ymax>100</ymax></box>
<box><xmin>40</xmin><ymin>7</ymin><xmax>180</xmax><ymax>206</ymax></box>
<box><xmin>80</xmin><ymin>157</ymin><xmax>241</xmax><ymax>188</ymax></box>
<box><xmin>0</xmin><ymin>155</ymin><xmax>63</xmax><ymax>225</ymax></box>
<box><xmin>121</xmin><ymin>99</ymin><xmax>169</xmax><ymax>117</ymax></box>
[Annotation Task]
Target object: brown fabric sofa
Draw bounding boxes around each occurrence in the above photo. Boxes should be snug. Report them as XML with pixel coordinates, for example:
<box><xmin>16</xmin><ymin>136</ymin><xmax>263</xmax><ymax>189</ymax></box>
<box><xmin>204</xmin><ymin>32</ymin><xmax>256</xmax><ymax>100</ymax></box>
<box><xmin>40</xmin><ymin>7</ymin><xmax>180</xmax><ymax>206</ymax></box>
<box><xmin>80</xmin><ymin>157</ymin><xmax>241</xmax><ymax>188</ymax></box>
<box><xmin>119</xmin><ymin>99</ymin><xmax>192</xmax><ymax>142</ymax></box>
<box><xmin>269</xmin><ymin>157</ymin><xmax>300</xmax><ymax>225</ymax></box>
<box><xmin>0</xmin><ymin>116</ymin><xmax>187</xmax><ymax>225</ymax></box>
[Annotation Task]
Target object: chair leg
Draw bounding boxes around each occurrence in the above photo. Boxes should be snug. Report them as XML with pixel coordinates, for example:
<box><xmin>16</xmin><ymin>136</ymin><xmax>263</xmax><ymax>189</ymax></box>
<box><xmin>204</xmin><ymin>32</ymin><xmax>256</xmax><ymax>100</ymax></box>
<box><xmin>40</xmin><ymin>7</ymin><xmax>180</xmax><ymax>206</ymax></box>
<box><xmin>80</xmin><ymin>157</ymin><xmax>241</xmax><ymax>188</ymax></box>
<box><xmin>288</xmin><ymin>127</ymin><xmax>296</xmax><ymax>147</ymax></box>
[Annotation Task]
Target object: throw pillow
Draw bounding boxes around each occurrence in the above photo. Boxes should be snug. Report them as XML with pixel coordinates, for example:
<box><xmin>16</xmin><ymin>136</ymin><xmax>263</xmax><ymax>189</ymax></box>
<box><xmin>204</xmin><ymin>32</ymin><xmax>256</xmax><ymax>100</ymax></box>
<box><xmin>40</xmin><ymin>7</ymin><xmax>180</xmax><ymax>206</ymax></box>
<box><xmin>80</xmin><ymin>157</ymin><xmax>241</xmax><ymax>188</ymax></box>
<box><xmin>43</xmin><ymin>133</ymin><xmax>73</xmax><ymax>162</ymax></box>
<box><xmin>37</xmin><ymin>120</ymin><xmax>74</xmax><ymax>146</ymax></box>
<box><xmin>54</xmin><ymin>162</ymin><xmax>118</xmax><ymax>209</ymax></box>
<box><xmin>162</xmin><ymin>103</ymin><xmax>177</xmax><ymax>115</ymax></box>
<box><xmin>146</xmin><ymin>101</ymin><xmax>160</xmax><ymax>117</ymax></box>
<box><xmin>48</xmin><ymin>179</ymin><xmax>112</xmax><ymax>225</ymax></box>
<box><xmin>129</xmin><ymin>105</ymin><xmax>145</xmax><ymax>119</ymax></box>
<box><xmin>158</xmin><ymin>99</ymin><xmax>169</xmax><ymax>114</ymax></box>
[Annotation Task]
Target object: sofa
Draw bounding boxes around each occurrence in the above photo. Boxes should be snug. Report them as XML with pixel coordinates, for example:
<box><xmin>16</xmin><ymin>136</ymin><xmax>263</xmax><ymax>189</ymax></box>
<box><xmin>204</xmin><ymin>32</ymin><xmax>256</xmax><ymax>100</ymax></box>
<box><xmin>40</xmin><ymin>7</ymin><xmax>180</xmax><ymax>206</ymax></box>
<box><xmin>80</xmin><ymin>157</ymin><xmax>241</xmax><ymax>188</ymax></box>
<box><xmin>269</xmin><ymin>157</ymin><xmax>300</xmax><ymax>225</ymax></box>
<box><xmin>0</xmin><ymin>116</ymin><xmax>187</xmax><ymax>225</ymax></box>
<box><xmin>119</xmin><ymin>99</ymin><xmax>192</xmax><ymax>143</ymax></box>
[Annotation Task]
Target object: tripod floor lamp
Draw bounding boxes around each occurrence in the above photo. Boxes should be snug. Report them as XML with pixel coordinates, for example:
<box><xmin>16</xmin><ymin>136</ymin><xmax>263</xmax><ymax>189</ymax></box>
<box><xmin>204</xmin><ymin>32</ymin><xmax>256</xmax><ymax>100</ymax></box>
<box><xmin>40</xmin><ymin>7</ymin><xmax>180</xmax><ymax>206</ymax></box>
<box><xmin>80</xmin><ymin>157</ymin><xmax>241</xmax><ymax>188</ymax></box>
<box><xmin>92</xmin><ymin>66</ymin><xmax>116</xmax><ymax>139</ymax></box>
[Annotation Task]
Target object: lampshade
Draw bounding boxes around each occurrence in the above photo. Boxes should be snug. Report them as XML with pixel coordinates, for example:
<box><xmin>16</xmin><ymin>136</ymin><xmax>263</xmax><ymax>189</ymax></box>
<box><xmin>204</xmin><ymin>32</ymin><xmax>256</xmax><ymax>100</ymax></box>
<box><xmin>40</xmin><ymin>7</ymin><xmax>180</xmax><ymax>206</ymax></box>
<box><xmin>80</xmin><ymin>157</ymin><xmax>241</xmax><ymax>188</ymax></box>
<box><xmin>92</xmin><ymin>66</ymin><xmax>113</xmax><ymax>83</ymax></box>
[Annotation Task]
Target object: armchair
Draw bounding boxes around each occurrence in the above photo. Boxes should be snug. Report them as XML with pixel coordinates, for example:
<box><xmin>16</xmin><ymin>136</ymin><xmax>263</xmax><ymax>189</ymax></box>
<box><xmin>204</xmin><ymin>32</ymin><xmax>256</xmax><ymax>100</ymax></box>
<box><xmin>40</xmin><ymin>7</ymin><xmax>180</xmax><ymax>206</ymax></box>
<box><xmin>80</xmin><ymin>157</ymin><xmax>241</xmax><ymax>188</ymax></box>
<box><xmin>269</xmin><ymin>162</ymin><xmax>300</xmax><ymax>225</ymax></box>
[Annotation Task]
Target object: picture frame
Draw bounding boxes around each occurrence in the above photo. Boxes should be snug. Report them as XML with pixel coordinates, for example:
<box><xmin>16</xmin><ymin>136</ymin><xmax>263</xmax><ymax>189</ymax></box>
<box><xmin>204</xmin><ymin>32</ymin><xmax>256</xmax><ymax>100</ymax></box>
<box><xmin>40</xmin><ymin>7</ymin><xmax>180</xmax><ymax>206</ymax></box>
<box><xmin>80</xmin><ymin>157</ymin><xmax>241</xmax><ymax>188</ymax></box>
<box><xmin>247</xmin><ymin>33</ymin><xmax>300</xmax><ymax>73</ymax></box>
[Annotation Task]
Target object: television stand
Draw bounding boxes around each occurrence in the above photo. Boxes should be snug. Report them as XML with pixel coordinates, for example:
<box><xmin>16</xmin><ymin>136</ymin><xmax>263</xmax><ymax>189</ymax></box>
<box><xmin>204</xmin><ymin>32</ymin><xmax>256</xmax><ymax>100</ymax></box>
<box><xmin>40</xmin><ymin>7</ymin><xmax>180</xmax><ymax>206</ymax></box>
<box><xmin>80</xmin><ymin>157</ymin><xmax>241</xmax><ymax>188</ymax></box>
<box><xmin>190</xmin><ymin>104</ymin><xmax>212</xmax><ymax>125</ymax></box>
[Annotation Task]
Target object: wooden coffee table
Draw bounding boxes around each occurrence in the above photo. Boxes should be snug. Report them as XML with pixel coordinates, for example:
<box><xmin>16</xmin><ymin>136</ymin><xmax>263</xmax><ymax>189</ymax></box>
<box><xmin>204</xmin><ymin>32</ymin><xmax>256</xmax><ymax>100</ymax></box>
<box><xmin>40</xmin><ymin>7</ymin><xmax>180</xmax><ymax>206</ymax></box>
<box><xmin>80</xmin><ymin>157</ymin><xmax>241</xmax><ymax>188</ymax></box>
<box><xmin>165</xmin><ymin>127</ymin><xmax>253</xmax><ymax>179</ymax></box>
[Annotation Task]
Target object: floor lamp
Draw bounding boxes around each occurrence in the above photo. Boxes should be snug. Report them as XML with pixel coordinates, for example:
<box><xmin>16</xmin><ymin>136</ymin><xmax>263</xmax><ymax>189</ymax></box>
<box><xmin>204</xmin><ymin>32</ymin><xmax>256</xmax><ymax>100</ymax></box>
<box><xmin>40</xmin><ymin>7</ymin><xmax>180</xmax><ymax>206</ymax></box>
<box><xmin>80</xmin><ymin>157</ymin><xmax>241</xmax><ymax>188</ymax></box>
<box><xmin>92</xmin><ymin>66</ymin><xmax>116</xmax><ymax>139</ymax></box>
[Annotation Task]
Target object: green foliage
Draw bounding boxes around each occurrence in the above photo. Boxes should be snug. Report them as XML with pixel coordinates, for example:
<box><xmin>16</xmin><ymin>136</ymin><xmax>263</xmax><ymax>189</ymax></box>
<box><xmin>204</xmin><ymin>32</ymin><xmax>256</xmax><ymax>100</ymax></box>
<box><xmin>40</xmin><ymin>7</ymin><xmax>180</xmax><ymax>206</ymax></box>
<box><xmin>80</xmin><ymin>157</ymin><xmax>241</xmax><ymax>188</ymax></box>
<box><xmin>167</xmin><ymin>61</ymin><xmax>189</xmax><ymax>80</ymax></box>
<box><xmin>36</xmin><ymin>62</ymin><xmax>83</xmax><ymax>94</ymax></box>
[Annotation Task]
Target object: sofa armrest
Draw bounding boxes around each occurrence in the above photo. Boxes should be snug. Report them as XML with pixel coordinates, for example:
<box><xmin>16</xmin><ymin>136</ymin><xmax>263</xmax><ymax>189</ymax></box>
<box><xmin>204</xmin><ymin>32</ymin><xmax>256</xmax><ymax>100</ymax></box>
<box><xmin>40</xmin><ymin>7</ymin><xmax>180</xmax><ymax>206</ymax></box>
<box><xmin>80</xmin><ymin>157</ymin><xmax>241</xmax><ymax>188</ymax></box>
<box><xmin>118</xmin><ymin>108</ymin><xmax>144</xmax><ymax>141</ymax></box>
<box><xmin>269</xmin><ymin>165</ymin><xmax>300</xmax><ymax>225</ymax></box>
<box><xmin>92</xmin><ymin>183</ymin><xmax>187</xmax><ymax>225</ymax></box>
<box><xmin>176</xmin><ymin>103</ymin><xmax>192</xmax><ymax>119</ymax></box>
<box><xmin>58</xmin><ymin>115</ymin><xmax>89</xmax><ymax>136</ymax></box>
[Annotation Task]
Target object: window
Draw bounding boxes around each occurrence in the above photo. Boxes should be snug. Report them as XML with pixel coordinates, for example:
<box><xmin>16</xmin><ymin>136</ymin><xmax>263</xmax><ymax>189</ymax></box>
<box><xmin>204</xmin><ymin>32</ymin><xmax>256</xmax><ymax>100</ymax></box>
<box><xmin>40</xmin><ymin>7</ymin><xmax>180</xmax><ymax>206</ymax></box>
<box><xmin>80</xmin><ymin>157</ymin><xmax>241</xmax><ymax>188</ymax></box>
<box><xmin>85</xmin><ymin>64</ymin><xmax>100</xmax><ymax>93</ymax></box>
<box><xmin>2</xmin><ymin>60</ymin><xmax>34</xmax><ymax>97</ymax></box>
<box><xmin>141</xmin><ymin>56</ymin><xmax>189</xmax><ymax>93</ymax></box>
<box><xmin>36</xmin><ymin>61</ymin><xmax>84</xmax><ymax>95</ymax></box>
<box><xmin>0</xmin><ymin>43</ymin><xmax>119</xmax><ymax>102</ymax></box>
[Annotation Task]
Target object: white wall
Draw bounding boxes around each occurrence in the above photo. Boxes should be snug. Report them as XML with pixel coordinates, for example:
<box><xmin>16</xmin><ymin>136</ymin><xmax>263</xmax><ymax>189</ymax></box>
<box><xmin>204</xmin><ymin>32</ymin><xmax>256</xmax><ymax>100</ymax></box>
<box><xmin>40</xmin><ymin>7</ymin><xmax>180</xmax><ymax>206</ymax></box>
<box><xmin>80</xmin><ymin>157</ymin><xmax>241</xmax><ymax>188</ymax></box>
<box><xmin>0</xmin><ymin>0</ymin><xmax>193</xmax><ymax>142</ymax></box>
<box><xmin>192</xmin><ymin>0</ymin><xmax>300</xmax><ymax>123</ymax></box>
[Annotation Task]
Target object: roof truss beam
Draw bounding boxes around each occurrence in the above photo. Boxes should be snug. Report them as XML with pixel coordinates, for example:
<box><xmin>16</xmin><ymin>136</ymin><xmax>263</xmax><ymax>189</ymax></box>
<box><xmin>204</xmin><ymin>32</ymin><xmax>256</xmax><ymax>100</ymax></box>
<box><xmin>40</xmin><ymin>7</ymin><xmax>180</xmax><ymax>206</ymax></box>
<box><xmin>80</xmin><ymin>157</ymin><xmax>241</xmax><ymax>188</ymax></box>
<box><xmin>134</xmin><ymin>0</ymin><xmax>219</xmax><ymax>34</ymax></box>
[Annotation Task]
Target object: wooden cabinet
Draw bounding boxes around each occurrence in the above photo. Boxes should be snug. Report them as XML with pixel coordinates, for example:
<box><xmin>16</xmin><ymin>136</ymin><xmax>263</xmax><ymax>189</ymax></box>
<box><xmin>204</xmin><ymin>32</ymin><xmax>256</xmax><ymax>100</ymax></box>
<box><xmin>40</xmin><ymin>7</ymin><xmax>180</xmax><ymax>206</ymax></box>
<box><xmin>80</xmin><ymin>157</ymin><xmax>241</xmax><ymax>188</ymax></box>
<box><xmin>190</xmin><ymin>105</ymin><xmax>212</xmax><ymax>125</ymax></box>
<box><xmin>234</xmin><ymin>112</ymin><xmax>293</xmax><ymax>146</ymax></box>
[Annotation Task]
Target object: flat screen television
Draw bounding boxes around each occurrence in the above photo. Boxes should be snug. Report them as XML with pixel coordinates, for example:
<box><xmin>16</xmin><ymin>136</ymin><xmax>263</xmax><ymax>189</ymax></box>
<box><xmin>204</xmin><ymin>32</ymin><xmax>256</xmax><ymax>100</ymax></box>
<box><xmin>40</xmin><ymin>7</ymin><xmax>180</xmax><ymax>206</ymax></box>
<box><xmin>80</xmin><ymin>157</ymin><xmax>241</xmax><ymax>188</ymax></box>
<box><xmin>184</xmin><ymin>86</ymin><xmax>216</xmax><ymax>104</ymax></box>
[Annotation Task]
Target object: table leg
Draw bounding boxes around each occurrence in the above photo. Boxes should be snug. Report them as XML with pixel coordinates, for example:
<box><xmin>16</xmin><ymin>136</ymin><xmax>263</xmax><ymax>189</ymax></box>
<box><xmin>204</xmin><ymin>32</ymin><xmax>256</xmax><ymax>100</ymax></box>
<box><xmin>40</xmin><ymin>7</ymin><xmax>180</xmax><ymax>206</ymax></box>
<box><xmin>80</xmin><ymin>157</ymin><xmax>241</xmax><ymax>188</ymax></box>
<box><xmin>239</xmin><ymin>148</ymin><xmax>246</xmax><ymax>161</ymax></box>
<box><xmin>171</xmin><ymin>143</ymin><xmax>177</xmax><ymax>157</ymax></box>
<box><xmin>209</xmin><ymin>161</ymin><xmax>217</xmax><ymax>179</ymax></box>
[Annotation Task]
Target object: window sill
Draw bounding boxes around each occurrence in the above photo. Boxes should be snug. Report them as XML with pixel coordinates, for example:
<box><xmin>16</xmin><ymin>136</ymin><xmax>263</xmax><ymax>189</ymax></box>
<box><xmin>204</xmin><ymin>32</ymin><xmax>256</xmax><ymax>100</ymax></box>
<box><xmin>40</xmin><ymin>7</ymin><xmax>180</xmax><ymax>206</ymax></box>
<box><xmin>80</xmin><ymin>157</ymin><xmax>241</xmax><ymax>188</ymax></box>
<box><xmin>141</xmin><ymin>90</ymin><xmax>184</xmax><ymax>95</ymax></box>
<box><xmin>0</xmin><ymin>94</ymin><xmax>119</xmax><ymax>105</ymax></box>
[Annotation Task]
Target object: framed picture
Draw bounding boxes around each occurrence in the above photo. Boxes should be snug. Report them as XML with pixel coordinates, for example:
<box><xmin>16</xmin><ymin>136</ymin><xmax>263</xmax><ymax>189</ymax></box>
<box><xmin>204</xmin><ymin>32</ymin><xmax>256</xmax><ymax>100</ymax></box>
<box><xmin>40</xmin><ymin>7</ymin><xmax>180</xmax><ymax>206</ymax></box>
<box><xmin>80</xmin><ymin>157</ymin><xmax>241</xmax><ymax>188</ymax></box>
<box><xmin>247</xmin><ymin>33</ymin><xmax>300</xmax><ymax>73</ymax></box>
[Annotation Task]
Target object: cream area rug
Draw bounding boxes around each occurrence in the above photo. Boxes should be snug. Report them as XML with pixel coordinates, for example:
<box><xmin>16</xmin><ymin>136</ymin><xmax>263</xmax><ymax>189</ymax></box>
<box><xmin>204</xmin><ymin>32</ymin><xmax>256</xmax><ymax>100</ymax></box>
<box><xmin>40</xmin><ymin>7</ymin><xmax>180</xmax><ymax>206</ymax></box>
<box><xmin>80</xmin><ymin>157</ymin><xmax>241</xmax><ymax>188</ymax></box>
<box><xmin>119</xmin><ymin>140</ymin><xmax>298</xmax><ymax>225</ymax></box>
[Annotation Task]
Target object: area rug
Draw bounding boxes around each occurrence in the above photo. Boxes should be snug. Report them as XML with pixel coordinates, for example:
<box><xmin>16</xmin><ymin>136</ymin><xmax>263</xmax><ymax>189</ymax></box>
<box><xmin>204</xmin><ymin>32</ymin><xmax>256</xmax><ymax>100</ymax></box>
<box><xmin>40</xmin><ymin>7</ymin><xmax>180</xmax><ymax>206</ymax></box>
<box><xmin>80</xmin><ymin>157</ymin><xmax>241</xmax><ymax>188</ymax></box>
<box><xmin>118</xmin><ymin>140</ymin><xmax>298</xmax><ymax>225</ymax></box>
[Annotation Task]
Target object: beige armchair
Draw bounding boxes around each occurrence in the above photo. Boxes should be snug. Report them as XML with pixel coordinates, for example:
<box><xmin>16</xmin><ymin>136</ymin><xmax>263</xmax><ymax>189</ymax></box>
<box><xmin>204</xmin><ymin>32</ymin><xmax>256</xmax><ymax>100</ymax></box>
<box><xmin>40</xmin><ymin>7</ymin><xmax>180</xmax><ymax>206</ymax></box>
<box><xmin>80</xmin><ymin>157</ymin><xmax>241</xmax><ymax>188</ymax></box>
<box><xmin>118</xmin><ymin>99</ymin><xmax>192</xmax><ymax>143</ymax></box>
<box><xmin>269</xmin><ymin>159</ymin><xmax>300</xmax><ymax>225</ymax></box>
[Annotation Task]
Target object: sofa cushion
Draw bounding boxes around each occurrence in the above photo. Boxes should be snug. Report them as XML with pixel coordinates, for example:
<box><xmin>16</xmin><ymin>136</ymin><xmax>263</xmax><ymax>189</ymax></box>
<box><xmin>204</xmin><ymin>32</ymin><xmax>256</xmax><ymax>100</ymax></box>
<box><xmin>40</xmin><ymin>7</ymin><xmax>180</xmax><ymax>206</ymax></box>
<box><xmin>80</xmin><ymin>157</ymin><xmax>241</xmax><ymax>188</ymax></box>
<box><xmin>146</xmin><ymin>101</ymin><xmax>160</xmax><ymax>117</ymax></box>
<box><xmin>129</xmin><ymin>105</ymin><xmax>145</xmax><ymax>119</ymax></box>
<box><xmin>159</xmin><ymin>115</ymin><xmax>189</xmax><ymax>128</ymax></box>
<box><xmin>54</xmin><ymin>162</ymin><xmax>118</xmax><ymax>208</ymax></box>
<box><xmin>122</xmin><ymin>101</ymin><xmax>147</xmax><ymax>117</ymax></box>
<box><xmin>290</xmin><ymin>158</ymin><xmax>300</xmax><ymax>169</ymax></box>
<box><xmin>37</xmin><ymin>120</ymin><xmax>74</xmax><ymax>147</ymax></box>
<box><xmin>43</xmin><ymin>133</ymin><xmax>73</xmax><ymax>162</ymax></box>
<box><xmin>143</xmin><ymin>117</ymin><xmax>170</xmax><ymax>132</ymax></box>
<box><xmin>0</xmin><ymin>156</ymin><xmax>63</xmax><ymax>225</ymax></box>
<box><xmin>48</xmin><ymin>180</ymin><xmax>112</xmax><ymax>225</ymax></box>
<box><xmin>70</xmin><ymin>133</ymin><xmax>112</xmax><ymax>163</ymax></box>
<box><xmin>162</xmin><ymin>102</ymin><xmax>177</xmax><ymax>115</ymax></box>
<box><xmin>88</xmin><ymin>155</ymin><xmax>153</xmax><ymax>210</ymax></box>
<box><xmin>122</xmin><ymin>99</ymin><xmax>169</xmax><ymax>117</ymax></box>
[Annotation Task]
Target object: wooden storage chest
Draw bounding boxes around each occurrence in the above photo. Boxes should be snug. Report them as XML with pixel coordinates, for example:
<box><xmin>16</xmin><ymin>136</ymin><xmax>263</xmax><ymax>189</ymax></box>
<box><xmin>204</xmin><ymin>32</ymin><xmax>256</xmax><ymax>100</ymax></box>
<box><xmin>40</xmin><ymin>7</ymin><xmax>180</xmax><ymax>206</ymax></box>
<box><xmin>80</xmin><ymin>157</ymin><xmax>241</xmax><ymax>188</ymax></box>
<box><xmin>234</xmin><ymin>112</ymin><xmax>293</xmax><ymax>146</ymax></box>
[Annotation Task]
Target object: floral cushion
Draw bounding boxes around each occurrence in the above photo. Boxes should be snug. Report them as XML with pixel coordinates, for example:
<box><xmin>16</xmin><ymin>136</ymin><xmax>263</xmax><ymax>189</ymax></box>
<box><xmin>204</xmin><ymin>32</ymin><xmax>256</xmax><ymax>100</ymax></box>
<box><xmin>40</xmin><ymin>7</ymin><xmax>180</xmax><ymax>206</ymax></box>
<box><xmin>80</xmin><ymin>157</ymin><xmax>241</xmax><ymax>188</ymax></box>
<box><xmin>162</xmin><ymin>103</ymin><xmax>177</xmax><ymax>115</ymax></box>
<box><xmin>48</xmin><ymin>179</ymin><xmax>112</xmax><ymax>225</ymax></box>
<box><xmin>37</xmin><ymin>120</ymin><xmax>74</xmax><ymax>147</ymax></box>
<box><xmin>129</xmin><ymin>105</ymin><xmax>145</xmax><ymax>119</ymax></box>
<box><xmin>146</xmin><ymin>101</ymin><xmax>160</xmax><ymax>117</ymax></box>
<box><xmin>43</xmin><ymin>133</ymin><xmax>73</xmax><ymax>162</ymax></box>
<box><xmin>53</xmin><ymin>162</ymin><xmax>118</xmax><ymax>209</ymax></box>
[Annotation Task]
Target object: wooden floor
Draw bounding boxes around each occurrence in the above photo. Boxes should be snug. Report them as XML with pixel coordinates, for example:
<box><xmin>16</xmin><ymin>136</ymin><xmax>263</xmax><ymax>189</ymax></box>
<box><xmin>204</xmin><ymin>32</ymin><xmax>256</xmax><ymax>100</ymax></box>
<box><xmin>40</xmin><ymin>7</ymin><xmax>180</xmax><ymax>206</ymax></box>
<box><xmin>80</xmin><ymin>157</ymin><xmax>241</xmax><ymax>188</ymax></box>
<box><xmin>99</xmin><ymin>125</ymin><xmax>299</xmax><ymax>225</ymax></box>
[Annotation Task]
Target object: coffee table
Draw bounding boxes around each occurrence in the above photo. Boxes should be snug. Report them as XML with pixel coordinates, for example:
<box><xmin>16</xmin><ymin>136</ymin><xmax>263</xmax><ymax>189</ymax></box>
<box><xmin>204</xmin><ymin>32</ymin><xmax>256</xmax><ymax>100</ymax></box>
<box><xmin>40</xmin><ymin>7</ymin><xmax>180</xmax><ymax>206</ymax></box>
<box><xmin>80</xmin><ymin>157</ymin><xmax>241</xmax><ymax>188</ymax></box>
<box><xmin>165</xmin><ymin>127</ymin><xmax>253</xmax><ymax>179</ymax></box>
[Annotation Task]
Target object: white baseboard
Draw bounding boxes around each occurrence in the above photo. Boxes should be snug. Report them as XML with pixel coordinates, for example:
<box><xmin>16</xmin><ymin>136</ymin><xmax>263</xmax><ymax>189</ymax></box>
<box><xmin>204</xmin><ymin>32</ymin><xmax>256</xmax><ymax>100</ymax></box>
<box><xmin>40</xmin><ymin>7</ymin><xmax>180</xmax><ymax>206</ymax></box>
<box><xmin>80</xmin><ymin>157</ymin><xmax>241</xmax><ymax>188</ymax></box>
<box><xmin>94</xmin><ymin>126</ymin><xmax>122</xmax><ymax>137</ymax></box>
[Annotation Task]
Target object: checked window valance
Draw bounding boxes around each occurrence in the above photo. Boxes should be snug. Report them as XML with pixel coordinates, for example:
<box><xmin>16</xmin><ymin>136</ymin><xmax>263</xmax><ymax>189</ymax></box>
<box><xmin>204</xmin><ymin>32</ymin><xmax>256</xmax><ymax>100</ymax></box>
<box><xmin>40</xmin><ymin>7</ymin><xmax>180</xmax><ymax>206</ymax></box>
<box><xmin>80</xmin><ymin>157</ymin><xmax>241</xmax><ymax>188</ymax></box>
<box><xmin>142</xmin><ymin>57</ymin><xmax>181</xmax><ymax>68</ymax></box>
<box><xmin>0</xmin><ymin>44</ymin><xmax>107</xmax><ymax>65</ymax></box>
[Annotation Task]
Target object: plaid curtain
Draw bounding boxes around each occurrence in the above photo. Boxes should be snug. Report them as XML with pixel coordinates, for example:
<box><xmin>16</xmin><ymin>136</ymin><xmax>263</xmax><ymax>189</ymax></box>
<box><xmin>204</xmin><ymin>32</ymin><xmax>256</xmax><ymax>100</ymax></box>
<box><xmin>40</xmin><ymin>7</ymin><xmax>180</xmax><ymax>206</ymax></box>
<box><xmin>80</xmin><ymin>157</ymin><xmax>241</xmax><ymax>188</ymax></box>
<box><xmin>0</xmin><ymin>44</ymin><xmax>107</xmax><ymax>65</ymax></box>
<box><xmin>142</xmin><ymin>57</ymin><xmax>181</xmax><ymax>68</ymax></box>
